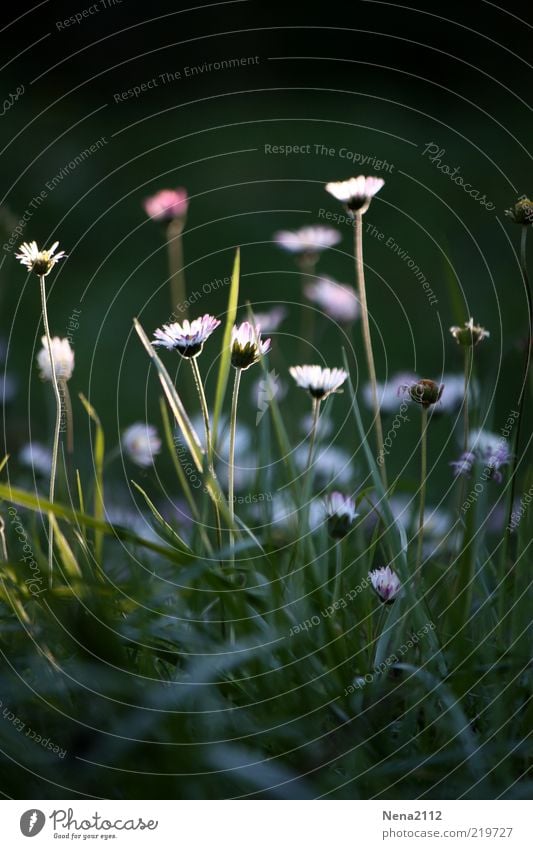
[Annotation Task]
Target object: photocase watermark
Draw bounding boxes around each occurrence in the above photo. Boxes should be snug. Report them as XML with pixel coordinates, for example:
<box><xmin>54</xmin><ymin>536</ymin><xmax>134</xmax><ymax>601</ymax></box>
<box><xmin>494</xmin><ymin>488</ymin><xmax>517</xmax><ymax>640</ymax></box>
<box><xmin>113</xmin><ymin>56</ymin><xmax>261</xmax><ymax>103</ymax></box>
<box><xmin>264</xmin><ymin>143</ymin><xmax>394</xmax><ymax>172</ymax></box>
<box><xmin>3</xmin><ymin>136</ymin><xmax>108</xmax><ymax>253</ymax></box>
<box><xmin>421</xmin><ymin>142</ymin><xmax>495</xmax><ymax>211</ymax></box>
<box><xmin>0</xmin><ymin>699</ymin><xmax>67</xmax><ymax>759</ymax></box>
<box><xmin>256</xmin><ymin>370</ymin><xmax>281</xmax><ymax>425</ymax></box>
<box><xmin>1</xmin><ymin>84</ymin><xmax>24</xmax><ymax>117</ymax></box>
<box><xmin>6</xmin><ymin>507</ymin><xmax>45</xmax><ymax>597</ymax></box>
<box><xmin>378</xmin><ymin>401</ymin><xmax>410</xmax><ymax>465</ymax></box>
<box><xmin>344</xmin><ymin>620</ymin><xmax>436</xmax><ymax>695</ymax></box>
<box><xmin>56</xmin><ymin>0</ymin><xmax>123</xmax><ymax>30</ymax></box>
<box><xmin>289</xmin><ymin>577</ymin><xmax>371</xmax><ymax>636</ymax></box>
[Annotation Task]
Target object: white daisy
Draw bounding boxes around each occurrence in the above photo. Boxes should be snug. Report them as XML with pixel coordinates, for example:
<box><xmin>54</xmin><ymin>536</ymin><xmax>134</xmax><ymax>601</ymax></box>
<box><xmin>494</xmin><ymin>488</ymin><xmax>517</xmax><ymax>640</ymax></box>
<box><xmin>274</xmin><ymin>225</ymin><xmax>341</xmax><ymax>254</ymax></box>
<box><xmin>325</xmin><ymin>175</ymin><xmax>385</xmax><ymax>214</ymax></box>
<box><xmin>15</xmin><ymin>240</ymin><xmax>66</xmax><ymax>276</ymax></box>
<box><xmin>369</xmin><ymin>565</ymin><xmax>401</xmax><ymax>603</ymax></box>
<box><xmin>289</xmin><ymin>364</ymin><xmax>348</xmax><ymax>399</ymax></box>
<box><xmin>36</xmin><ymin>336</ymin><xmax>74</xmax><ymax>382</ymax></box>
<box><xmin>122</xmin><ymin>423</ymin><xmax>161</xmax><ymax>467</ymax></box>
<box><xmin>324</xmin><ymin>491</ymin><xmax>358</xmax><ymax>538</ymax></box>
<box><xmin>231</xmin><ymin>321</ymin><xmax>271</xmax><ymax>370</ymax></box>
<box><xmin>153</xmin><ymin>314</ymin><xmax>220</xmax><ymax>358</ymax></box>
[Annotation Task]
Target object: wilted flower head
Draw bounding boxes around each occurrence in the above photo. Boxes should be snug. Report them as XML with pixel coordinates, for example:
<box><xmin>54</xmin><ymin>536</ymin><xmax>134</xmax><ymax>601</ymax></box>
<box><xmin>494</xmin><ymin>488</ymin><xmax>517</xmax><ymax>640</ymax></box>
<box><xmin>16</xmin><ymin>241</ymin><xmax>66</xmax><ymax>276</ymax></box>
<box><xmin>153</xmin><ymin>314</ymin><xmax>220</xmax><ymax>358</ymax></box>
<box><xmin>289</xmin><ymin>364</ymin><xmax>348</xmax><ymax>400</ymax></box>
<box><xmin>325</xmin><ymin>175</ymin><xmax>385</xmax><ymax>214</ymax></box>
<box><xmin>450</xmin><ymin>317</ymin><xmax>490</xmax><ymax>347</ymax></box>
<box><xmin>37</xmin><ymin>336</ymin><xmax>74</xmax><ymax>382</ymax></box>
<box><xmin>324</xmin><ymin>491</ymin><xmax>358</xmax><ymax>538</ymax></box>
<box><xmin>231</xmin><ymin>321</ymin><xmax>271</xmax><ymax>370</ymax></box>
<box><xmin>399</xmin><ymin>378</ymin><xmax>444</xmax><ymax>409</ymax></box>
<box><xmin>369</xmin><ymin>565</ymin><xmax>401</xmax><ymax>603</ymax></box>
<box><xmin>19</xmin><ymin>442</ymin><xmax>52</xmax><ymax>476</ymax></box>
<box><xmin>274</xmin><ymin>225</ymin><xmax>341</xmax><ymax>255</ymax></box>
<box><xmin>250</xmin><ymin>306</ymin><xmax>287</xmax><ymax>333</ymax></box>
<box><xmin>122</xmin><ymin>423</ymin><xmax>161</xmax><ymax>467</ymax></box>
<box><xmin>143</xmin><ymin>188</ymin><xmax>188</xmax><ymax>222</ymax></box>
<box><xmin>304</xmin><ymin>276</ymin><xmax>359</xmax><ymax>323</ymax></box>
<box><xmin>505</xmin><ymin>196</ymin><xmax>533</xmax><ymax>226</ymax></box>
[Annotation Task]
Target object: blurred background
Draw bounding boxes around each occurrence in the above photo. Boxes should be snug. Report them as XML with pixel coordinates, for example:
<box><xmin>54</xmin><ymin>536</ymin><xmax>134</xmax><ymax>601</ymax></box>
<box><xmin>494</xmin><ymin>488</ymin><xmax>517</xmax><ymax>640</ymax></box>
<box><xmin>1</xmin><ymin>0</ymin><xmax>531</xmax><ymax>501</ymax></box>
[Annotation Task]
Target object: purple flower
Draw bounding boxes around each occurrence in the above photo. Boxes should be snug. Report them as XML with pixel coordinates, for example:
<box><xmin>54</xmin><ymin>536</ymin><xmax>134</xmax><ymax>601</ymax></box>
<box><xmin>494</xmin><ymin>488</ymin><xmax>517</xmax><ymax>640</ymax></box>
<box><xmin>143</xmin><ymin>188</ymin><xmax>188</xmax><ymax>222</ymax></box>
<box><xmin>369</xmin><ymin>566</ymin><xmax>401</xmax><ymax>603</ymax></box>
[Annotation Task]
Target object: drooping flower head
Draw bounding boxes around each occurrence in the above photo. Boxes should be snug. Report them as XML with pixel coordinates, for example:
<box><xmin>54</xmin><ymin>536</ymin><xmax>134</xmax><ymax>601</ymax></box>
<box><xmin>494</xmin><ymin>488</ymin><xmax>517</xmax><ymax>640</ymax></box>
<box><xmin>16</xmin><ymin>241</ymin><xmax>66</xmax><ymax>276</ymax></box>
<box><xmin>324</xmin><ymin>491</ymin><xmax>358</xmax><ymax>538</ymax></box>
<box><xmin>399</xmin><ymin>378</ymin><xmax>444</xmax><ymax>409</ymax></box>
<box><xmin>122</xmin><ymin>423</ymin><xmax>162</xmax><ymax>467</ymax></box>
<box><xmin>450</xmin><ymin>317</ymin><xmax>490</xmax><ymax>347</ymax></box>
<box><xmin>325</xmin><ymin>175</ymin><xmax>385</xmax><ymax>215</ymax></box>
<box><xmin>36</xmin><ymin>336</ymin><xmax>74</xmax><ymax>382</ymax></box>
<box><xmin>153</xmin><ymin>314</ymin><xmax>220</xmax><ymax>358</ymax></box>
<box><xmin>369</xmin><ymin>565</ymin><xmax>401</xmax><ymax>604</ymax></box>
<box><xmin>274</xmin><ymin>225</ymin><xmax>341</xmax><ymax>255</ymax></box>
<box><xmin>505</xmin><ymin>196</ymin><xmax>533</xmax><ymax>226</ymax></box>
<box><xmin>289</xmin><ymin>365</ymin><xmax>348</xmax><ymax>400</ymax></box>
<box><xmin>143</xmin><ymin>188</ymin><xmax>188</xmax><ymax>222</ymax></box>
<box><xmin>230</xmin><ymin>321</ymin><xmax>271</xmax><ymax>370</ymax></box>
<box><xmin>304</xmin><ymin>276</ymin><xmax>359</xmax><ymax>323</ymax></box>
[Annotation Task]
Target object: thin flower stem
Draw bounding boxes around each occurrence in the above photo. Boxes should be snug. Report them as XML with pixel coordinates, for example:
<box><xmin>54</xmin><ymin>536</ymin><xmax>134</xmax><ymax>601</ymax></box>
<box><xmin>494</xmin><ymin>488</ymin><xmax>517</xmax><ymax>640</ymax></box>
<box><xmin>305</xmin><ymin>396</ymin><xmax>321</xmax><ymax>478</ymax></box>
<box><xmin>333</xmin><ymin>539</ymin><xmax>343</xmax><ymax>604</ymax></box>
<box><xmin>415</xmin><ymin>406</ymin><xmax>428</xmax><ymax>578</ymax></box>
<box><xmin>463</xmin><ymin>345</ymin><xmax>472</xmax><ymax>453</ymax></box>
<box><xmin>190</xmin><ymin>357</ymin><xmax>223</xmax><ymax>552</ymax></box>
<box><xmin>40</xmin><ymin>274</ymin><xmax>61</xmax><ymax>586</ymax></box>
<box><xmin>354</xmin><ymin>213</ymin><xmax>387</xmax><ymax>488</ymax></box>
<box><xmin>506</xmin><ymin>224</ymin><xmax>532</xmax><ymax>545</ymax></box>
<box><xmin>228</xmin><ymin>367</ymin><xmax>242</xmax><ymax>550</ymax></box>
<box><xmin>166</xmin><ymin>219</ymin><xmax>187</xmax><ymax>319</ymax></box>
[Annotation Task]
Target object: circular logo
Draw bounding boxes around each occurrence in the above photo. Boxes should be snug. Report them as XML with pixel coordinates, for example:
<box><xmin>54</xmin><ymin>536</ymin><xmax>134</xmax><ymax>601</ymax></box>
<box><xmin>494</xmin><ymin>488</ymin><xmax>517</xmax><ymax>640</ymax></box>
<box><xmin>20</xmin><ymin>810</ymin><xmax>46</xmax><ymax>837</ymax></box>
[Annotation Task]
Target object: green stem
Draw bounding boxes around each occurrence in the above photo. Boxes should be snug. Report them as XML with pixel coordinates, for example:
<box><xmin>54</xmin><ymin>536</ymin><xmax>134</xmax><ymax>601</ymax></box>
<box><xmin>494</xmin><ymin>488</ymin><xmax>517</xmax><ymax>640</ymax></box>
<box><xmin>333</xmin><ymin>539</ymin><xmax>343</xmax><ymax>604</ymax></box>
<box><xmin>228</xmin><ymin>368</ymin><xmax>242</xmax><ymax>550</ymax></box>
<box><xmin>190</xmin><ymin>356</ymin><xmax>223</xmax><ymax>552</ymax></box>
<box><xmin>305</xmin><ymin>396</ymin><xmax>321</xmax><ymax>482</ymax></box>
<box><xmin>463</xmin><ymin>346</ymin><xmax>472</xmax><ymax>453</ymax></box>
<box><xmin>166</xmin><ymin>219</ymin><xmax>187</xmax><ymax>319</ymax></box>
<box><xmin>40</xmin><ymin>275</ymin><xmax>61</xmax><ymax>587</ymax></box>
<box><xmin>506</xmin><ymin>224</ymin><xmax>532</xmax><ymax>546</ymax></box>
<box><xmin>354</xmin><ymin>213</ymin><xmax>387</xmax><ymax>488</ymax></box>
<box><xmin>415</xmin><ymin>406</ymin><xmax>428</xmax><ymax>578</ymax></box>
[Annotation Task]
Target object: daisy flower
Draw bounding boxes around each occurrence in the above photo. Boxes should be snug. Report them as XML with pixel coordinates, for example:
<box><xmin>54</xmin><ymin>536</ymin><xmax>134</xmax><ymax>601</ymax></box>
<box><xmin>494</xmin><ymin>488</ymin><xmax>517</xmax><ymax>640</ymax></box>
<box><xmin>369</xmin><ymin>565</ymin><xmax>401</xmax><ymax>603</ymax></box>
<box><xmin>15</xmin><ymin>241</ymin><xmax>66</xmax><ymax>276</ymax></box>
<box><xmin>230</xmin><ymin>321</ymin><xmax>271</xmax><ymax>370</ymax></box>
<box><xmin>153</xmin><ymin>314</ymin><xmax>220</xmax><ymax>358</ymax></box>
<box><xmin>36</xmin><ymin>336</ymin><xmax>74</xmax><ymax>382</ymax></box>
<box><xmin>325</xmin><ymin>175</ymin><xmax>385</xmax><ymax>214</ymax></box>
<box><xmin>122</xmin><ymin>423</ymin><xmax>161</xmax><ymax>467</ymax></box>
<box><xmin>143</xmin><ymin>188</ymin><xmax>188</xmax><ymax>222</ymax></box>
<box><xmin>304</xmin><ymin>276</ymin><xmax>359</xmax><ymax>323</ymax></box>
<box><xmin>324</xmin><ymin>491</ymin><xmax>358</xmax><ymax>538</ymax></box>
<box><xmin>289</xmin><ymin>364</ymin><xmax>348</xmax><ymax>399</ymax></box>
<box><xmin>274</xmin><ymin>225</ymin><xmax>341</xmax><ymax>255</ymax></box>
